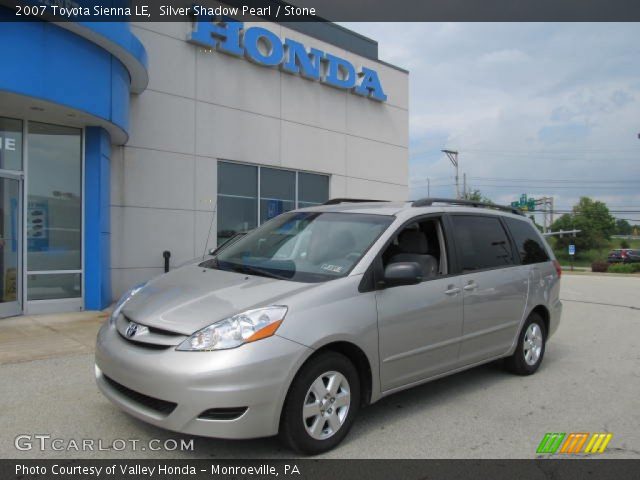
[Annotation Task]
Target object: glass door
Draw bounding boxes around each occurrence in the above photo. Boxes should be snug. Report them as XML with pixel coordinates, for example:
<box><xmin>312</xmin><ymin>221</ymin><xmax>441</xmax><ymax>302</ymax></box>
<box><xmin>26</xmin><ymin>122</ymin><xmax>82</xmax><ymax>306</ymax></box>
<box><xmin>0</xmin><ymin>173</ymin><xmax>22</xmax><ymax>317</ymax></box>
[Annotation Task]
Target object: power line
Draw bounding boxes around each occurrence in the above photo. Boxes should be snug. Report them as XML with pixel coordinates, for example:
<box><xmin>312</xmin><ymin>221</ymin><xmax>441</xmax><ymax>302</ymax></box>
<box><xmin>411</xmin><ymin>153</ymin><xmax>639</xmax><ymax>162</ymax></box>
<box><xmin>463</xmin><ymin>148</ymin><xmax>640</xmax><ymax>153</ymax></box>
<box><xmin>410</xmin><ymin>182</ymin><xmax>640</xmax><ymax>190</ymax></box>
<box><xmin>468</xmin><ymin>176</ymin><xmax>640</xmax><ymax>184</ymax></box>
<box><xmin>410</xmin><ymin>177</ymin><xmax>640</xmax><ymax>186</ymax></box>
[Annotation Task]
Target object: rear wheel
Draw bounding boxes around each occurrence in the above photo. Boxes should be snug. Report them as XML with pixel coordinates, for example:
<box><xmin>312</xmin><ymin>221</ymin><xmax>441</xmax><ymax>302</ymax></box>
<box><xmin>279</xmin><ymin>352</ymin><xmax>360</xmax><ymax>455</ymax></box>
<box><xmin>505</xmin><ymin>313</ymin><xmax>546</xmax><ymax>375</ymax></box>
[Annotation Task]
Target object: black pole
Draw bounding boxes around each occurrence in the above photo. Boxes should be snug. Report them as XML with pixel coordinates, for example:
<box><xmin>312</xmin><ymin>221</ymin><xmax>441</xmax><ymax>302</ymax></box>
<box><xmin>163</xmin><ymin>250</ymin><xmax>171</xmax><ymax>273</ymax></box>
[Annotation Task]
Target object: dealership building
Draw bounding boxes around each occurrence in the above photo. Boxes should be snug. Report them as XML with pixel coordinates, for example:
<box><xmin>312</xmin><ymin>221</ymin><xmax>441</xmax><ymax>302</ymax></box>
<box><xmin>0</xmin><ymin>12</ymin><xmax>409</xmax><ymax>316</ymax></box>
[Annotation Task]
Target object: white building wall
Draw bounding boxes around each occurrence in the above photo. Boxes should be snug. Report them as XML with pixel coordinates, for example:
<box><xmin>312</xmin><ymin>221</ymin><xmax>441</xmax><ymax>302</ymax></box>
<box><xmin>111</xmin><ymin>22</ymin><xmax>409</xmax><ymax>298</ymax></box>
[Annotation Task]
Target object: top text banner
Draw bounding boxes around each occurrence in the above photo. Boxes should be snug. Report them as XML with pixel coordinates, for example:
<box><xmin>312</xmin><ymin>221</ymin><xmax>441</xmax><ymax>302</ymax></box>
<box><xmin>2</xmin><ymin>0</ymin><xmax>640</xmax><ymax>21</ymax></box>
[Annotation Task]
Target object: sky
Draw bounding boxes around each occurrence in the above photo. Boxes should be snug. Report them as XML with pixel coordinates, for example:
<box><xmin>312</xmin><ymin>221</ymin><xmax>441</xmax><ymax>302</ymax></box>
<box><xmin>341</xmin><ymin>23</ymin><xmax>640</xmax><ymax>224</ymax></box>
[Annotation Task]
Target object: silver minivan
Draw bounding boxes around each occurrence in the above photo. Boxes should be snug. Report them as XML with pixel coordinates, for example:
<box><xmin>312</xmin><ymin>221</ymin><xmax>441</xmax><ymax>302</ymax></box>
<box><xmin>95</xmin><ymin>198</ymin><xmax>562</xmax><ymax>454</ymax></box>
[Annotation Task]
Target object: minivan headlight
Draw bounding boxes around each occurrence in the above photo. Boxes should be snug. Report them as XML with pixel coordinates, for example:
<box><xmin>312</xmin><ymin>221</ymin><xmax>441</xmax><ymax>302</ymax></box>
<box><xmin>109</xmin><ymin>282</ymin><xmax>147</xmax><ymax>325</ymax></box>
<box><xmin>176</xmin><ymin>306</ymin><xmax>288</xmax><ymax>351</ymax></box>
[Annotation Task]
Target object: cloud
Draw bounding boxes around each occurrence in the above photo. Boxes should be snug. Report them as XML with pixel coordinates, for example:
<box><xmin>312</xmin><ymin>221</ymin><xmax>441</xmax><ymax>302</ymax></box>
<box><xmin>538</xmin><ymin>123</ymin><xmax>591</xmax><ymax>143</ymax></box>
<box><xmin>340</xmin><ymin>22</ymin><xmax>640</xmax><ymax>219</ymax></box>
<box><xmin>478</xmin><ymin>48</ymin><xmax>529</xmax><ymax>64</ymax></box>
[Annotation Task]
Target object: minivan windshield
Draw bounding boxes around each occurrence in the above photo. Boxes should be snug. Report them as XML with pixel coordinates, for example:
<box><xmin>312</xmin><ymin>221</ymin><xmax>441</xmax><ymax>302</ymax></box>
<box><xmin>202</xmin><ymin>212</ymin><xmax>393</xmax><ymax>282</ymax></box>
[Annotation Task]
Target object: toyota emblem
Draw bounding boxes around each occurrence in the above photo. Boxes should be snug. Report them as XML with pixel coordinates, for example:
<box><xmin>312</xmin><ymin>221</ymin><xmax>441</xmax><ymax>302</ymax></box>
<box><xmin>125</xmin><ymin>322</ymin><xmax>139</xmax><ymax>338</ymax></box>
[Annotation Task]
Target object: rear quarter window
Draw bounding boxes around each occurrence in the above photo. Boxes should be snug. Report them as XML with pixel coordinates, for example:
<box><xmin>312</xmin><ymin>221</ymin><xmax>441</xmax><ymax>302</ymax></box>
<box><xmin>504</xmin><ymin>217</ymin><xmax>550</xmax><ymax>265</ymax></box>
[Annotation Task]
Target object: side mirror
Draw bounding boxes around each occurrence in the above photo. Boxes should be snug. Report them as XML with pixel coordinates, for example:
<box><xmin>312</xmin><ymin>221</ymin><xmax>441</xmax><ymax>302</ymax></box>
<box><xmin>382</xmin><ymin>262</ymin><xmax>423</xmax><ymax>287</ymax></box>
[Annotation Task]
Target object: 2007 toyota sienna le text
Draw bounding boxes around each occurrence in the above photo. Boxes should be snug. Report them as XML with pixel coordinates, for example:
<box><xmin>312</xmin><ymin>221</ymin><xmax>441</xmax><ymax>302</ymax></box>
<box><xmin>95</xmin><ymin>198</ymin><xmax>562</xmax><ymax>454</ymax></box>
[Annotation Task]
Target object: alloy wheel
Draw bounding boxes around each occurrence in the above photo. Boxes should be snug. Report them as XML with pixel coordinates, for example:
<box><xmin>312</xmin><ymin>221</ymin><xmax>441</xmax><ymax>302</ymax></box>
<box><xmin>523</xmin><ymin>323</ymin><xmax>543</xmax><ymax>366</ymax></box>
<box><xmin>302</xmin><ymin>371</ymin><xmax>351</xmax><ymax>440</ymax></box>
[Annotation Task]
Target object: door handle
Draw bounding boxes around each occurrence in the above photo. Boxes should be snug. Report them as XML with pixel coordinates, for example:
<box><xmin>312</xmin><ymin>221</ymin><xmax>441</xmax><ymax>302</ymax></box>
<box><xmin>444</xmin><ymin>286</ymin><xmax>461</xmax><ymax>296</ymax></box>
<box><xmin>463</xmin><ymin>281</ymin><xmax>478</xmax><ymax>292</ymax></box>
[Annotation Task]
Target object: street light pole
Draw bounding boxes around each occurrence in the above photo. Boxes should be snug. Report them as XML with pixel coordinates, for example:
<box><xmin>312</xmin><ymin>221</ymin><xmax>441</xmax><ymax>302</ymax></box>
<box><xmin>441</xmin><ymin>149</ymin><xmax>459</xmax><ymax>199</ymax></box>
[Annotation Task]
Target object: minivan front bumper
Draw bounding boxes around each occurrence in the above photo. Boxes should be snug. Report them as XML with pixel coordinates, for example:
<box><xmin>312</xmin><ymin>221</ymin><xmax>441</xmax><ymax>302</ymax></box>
<box><xmin>95</xmin><ymin>323</ymin><xmax>311</xmax><ymax>439</ymax></box>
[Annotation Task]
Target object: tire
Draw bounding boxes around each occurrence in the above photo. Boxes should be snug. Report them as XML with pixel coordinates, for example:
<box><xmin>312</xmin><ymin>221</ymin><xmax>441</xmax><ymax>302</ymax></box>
<box><xmin>505</xmin><ymin>313</ymin><xmax>547</xmax><ymax>375</ymax></box>
<box><xmin>279</xmin><ymin>351</ymin><xmax>360</xmax><ymax>455</ymax></box>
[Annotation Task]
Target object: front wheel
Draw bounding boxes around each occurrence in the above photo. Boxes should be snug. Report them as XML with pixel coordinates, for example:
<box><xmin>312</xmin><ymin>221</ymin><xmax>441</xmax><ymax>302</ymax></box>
<box><xmin>279</xmin><ymin>351</ymin><xmax>360</xmax><ymax>455</ymax></box>
<box><xmin>505</xmin><ymin>313</ymin><xmax>547</xmax><ymax>375</ymax></box>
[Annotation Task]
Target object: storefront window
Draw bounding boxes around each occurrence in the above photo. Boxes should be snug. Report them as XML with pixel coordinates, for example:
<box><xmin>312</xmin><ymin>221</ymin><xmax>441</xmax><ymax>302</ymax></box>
<box><xmin>217</xmin><ymin>162</ymin><xmax>258</xmax><ymax>245</ymax></box>
<box><xmin>260</xmin><ymin>167</ymin><xmax>295</xmax><ymax>222</ymax></box>
<box><xmin>299</xmin><ymin>172</ymin><xmax>330</xmax><ymax>208</ymax></box>
<box><xmin>217</xmin><ymin>162</ymin><xmax>329</xmax><ymax>245</ymax></box>
<box><xmin>0</xmin><ymin>117</ymin><xmax>22</xmax><ymax>171</ymax></box>
<box><xmin>27</xmin><ymin>122</ymin><xmax>82</xmax><ymax>301</ymax></box>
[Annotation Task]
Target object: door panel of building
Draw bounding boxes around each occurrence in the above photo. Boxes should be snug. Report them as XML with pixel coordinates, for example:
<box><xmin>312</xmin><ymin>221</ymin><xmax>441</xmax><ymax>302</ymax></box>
<box><xmin>0</xmin><ymin>174</ymin><xmax>22</xmax><ymax>318</ymax></box>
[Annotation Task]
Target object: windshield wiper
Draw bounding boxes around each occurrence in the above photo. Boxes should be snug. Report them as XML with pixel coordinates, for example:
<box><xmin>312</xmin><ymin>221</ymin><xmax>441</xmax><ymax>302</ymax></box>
<box><xmin>230</xmin><ymin>263</ymin><xmax>293</xmax><ymax>281</ymax></box>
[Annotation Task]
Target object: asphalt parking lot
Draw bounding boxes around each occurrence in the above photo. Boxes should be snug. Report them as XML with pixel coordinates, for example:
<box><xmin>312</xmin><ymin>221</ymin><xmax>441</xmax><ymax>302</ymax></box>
<box><xmin>1</xmin><ymin>274</ymin><xmax>638</xmax><ymax>459</ymax></box>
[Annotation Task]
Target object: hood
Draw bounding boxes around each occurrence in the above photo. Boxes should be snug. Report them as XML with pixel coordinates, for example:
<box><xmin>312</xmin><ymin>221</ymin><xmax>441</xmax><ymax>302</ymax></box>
<box><xmin>122</xmin><ymin>264</ymin><xmax>315</xmax><ymax>335</ymax></box>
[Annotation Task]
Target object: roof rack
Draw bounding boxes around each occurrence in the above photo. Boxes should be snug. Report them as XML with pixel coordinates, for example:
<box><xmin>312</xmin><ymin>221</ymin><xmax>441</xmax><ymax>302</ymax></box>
<box><xmin>411</xmin><ymin>197</ymin><xmax>524</xmax><ymax>216</ymax></box>
<box><xmin>323</xmin><ymin>198</ymin><xmax>388</xmax><ymax>205</ymax></box>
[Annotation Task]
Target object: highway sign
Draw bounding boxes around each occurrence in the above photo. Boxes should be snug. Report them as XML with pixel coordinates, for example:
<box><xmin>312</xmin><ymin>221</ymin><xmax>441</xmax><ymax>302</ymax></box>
<box><xmin>569</xmin><ymin>244</ymin><xmax>576</xmax><ymax>256</ymax></box>
<box><xmin>511</xmin><ymin>194</ymin><xmax>537</xmax><ymax>211</ymax></box>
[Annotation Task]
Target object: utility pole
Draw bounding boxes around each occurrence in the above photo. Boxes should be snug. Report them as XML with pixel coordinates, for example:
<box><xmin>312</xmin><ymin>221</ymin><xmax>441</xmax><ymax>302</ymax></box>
<box><xmin>534</xmin><ymin>196</ymin><xmax>555</xmax><ymax>233</ymax></box>
<box><xmin>463</xmin><ymin>172</ymin><xmax>467</xmax><ymax>199</ymax></box>
<box><xmin>427</xmin><ymin>177</ymin><xmax>430</xmax><ymax>197</ymax></box>
<box><xmin>441</xmin><ymin>149</ymin><xmax>459</xmax><ymax>199</ymax></box>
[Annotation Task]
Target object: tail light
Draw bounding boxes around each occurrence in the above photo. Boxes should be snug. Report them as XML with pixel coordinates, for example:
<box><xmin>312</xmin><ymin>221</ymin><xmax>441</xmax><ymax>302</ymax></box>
<box><xmin>553</xmin><ymin>259</ymin><xmax>562</xmax><ymax>278</ymax></box>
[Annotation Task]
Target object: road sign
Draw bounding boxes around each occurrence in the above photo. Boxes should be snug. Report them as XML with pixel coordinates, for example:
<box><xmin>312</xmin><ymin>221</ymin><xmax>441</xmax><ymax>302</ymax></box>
<box><xmin>569</xmin><ymin>244</ymin><xmax>576</xmax><ymax>256</ymax></box>
<box><xmin>511</xmin><ymin>194</ymin><xmax>537</xmax><ymax>211</ymax></box>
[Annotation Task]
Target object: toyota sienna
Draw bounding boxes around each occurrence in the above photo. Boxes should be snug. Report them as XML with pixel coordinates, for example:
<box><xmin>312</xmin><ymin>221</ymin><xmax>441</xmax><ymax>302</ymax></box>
<box><xmin>95</xmin><ymin>198</ymin><xmax>562</xmax><ymax>454</ymax></box>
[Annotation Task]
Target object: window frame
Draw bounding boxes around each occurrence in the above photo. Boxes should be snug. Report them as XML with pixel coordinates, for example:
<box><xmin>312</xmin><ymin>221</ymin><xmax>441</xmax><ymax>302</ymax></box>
<box><xmin>216</xmin><ymin>160</ymin><xmax>330</xmax><ymax>242</ymax></box>
<box><xmin>24</xmin><ymin>121</ymin><xmax>84</xmax><ymax>313</ymax></box>
<box><xmin>361</xmin><ymin>213</ymin><xmax>455</xmax><ymax>292</ymax></box>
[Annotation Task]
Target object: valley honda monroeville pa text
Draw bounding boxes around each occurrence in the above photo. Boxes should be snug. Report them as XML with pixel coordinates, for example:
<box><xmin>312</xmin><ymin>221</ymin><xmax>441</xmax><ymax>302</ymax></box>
<box><xmin>95</xmin><ymin>198</ymin><xmax>562</xmax><ymax>454</ymax></box>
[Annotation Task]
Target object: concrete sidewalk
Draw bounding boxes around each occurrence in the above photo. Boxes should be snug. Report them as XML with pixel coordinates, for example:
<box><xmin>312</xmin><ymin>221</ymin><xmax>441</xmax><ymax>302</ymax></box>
<box><xmin>0</xmin><ymin>311</ymin><xmax>107</xmax><ymax>365</ymax></box>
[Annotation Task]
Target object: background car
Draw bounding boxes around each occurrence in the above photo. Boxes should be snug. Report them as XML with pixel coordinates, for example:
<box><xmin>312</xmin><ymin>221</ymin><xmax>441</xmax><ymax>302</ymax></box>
<box><xmin>608</xmin><ymin>249</ymin><xmax>640</xmax><ymax>263</ymax></box>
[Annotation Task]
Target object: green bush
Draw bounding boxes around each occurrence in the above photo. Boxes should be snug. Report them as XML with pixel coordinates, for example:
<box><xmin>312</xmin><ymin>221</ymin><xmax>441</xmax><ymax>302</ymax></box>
<box><xmin>591</xmin><ymin>261</ymin><xmax>609</xmax><ymax>273</ymax></box>
<box><xmin>607</xmin><ymin>263</ymin><xmax>640</xmax><ymax>274</ymax></box>
<box><xmin>620</xmin><ymin>239</ymin><xmax>630</xmax><ymax>249</ymax></box>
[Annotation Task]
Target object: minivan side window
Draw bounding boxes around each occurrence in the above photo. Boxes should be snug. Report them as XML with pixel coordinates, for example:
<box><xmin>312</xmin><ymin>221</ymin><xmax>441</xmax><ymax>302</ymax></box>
<box><xmin>504</xmin><ymin>217</ymin><xmax>550</xmax><ymax>265</ymax></box>
<box><xmin>450</xmin><ymin>215</ymin><xmax>514</xmax><ymax>272</ymax></box>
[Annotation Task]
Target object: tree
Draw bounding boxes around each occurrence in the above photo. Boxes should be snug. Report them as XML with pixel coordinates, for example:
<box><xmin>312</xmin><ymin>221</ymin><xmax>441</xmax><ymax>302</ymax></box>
<box><xmin>464</xmin><ymin>189</ymin><xmax>493</xmax><ymax>204</ymax></box>
<box><xmin>551</xmin><ymin>197</ymin><xmax>616</xmax><ymax>252</ymax></box>
<box><xmin>615</xmin><ymin>219</ymin><xmax>632</xmax><ymax>236</ymax></box>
